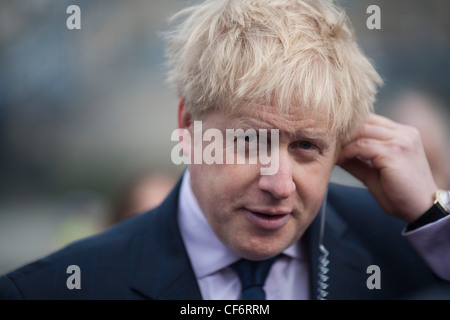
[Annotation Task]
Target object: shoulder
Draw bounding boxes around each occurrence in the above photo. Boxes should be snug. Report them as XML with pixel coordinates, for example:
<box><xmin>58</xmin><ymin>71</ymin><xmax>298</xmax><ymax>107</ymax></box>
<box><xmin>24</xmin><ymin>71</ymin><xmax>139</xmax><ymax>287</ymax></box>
<box><xmin>328</xmin><ymin>183</ymin><xmax>379</xmax><ymax>210</ymax></box>
<box><xmin>325</xmin><ymin>183</ymin><xmax>414</xmax><ymax>268</ymax></box>
<box><xmin>327</xmin><ymin>182</ymin><xmax>405</xmax><ymax>231</ymax></box>
<box><xmin>0</xmin><ymin>178</ymin><xmax>183</xmax><ymax>300</ymax></box>
<box><xmin>0</xmin><ymin>211</ymin><xmax>151</xmax><ymax>299</ymax></box>
<box><xmin>323</xmin><ymin>183</ymin><xmax>449</xmax><ymax>299</ymax></box>
<box><xmin>0</xmin><ymin>181</ymin><xmax>181</xmax><ymax>299</ymax></box>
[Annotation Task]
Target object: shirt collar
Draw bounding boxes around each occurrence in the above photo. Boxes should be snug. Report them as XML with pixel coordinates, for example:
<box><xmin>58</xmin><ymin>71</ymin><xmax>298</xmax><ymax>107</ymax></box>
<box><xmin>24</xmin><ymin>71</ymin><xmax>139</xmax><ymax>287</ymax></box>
<box><xmin>177</xmin><ymin>170</ymin><xmax>306</xmax><ymax>279</ymax></box>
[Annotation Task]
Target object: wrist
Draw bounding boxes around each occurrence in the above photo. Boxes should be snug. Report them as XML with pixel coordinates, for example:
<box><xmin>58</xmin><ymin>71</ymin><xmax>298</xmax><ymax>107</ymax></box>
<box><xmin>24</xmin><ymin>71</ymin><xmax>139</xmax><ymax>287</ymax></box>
<box><xmin>402</xmin><ymin>189</ymin><xmax>436</xmax><ymax>223</ymax></box>
<box><xmin>406</xmin><ymin>203</ymin><xmax>448</xmax><ymax>231</ymax></box>
<box><xmin>406</xmin><ymin>189</ymin><xmax>450</xmax><ymax>231</ymax></box>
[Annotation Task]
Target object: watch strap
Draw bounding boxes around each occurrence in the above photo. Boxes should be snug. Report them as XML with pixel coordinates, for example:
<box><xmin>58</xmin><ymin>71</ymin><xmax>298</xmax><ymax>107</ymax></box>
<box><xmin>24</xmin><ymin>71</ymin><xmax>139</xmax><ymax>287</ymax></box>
<box><xmin>406</xmin><ymin>203</ymin><xmax>448</xmax><ymax>232</ymax></box>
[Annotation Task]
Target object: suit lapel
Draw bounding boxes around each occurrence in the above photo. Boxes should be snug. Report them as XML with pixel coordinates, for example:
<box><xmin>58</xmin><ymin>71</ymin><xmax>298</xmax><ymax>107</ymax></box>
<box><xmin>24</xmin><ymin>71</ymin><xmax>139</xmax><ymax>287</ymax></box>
<box><xmin>306</xmin><ymin>199</ymin><xmax>375</xmax><ymax>300</ymax></box>
<box><xmin>129</xmin><ymin>178</ymin><xmax>203</xmax><ymax>300</ymax></box>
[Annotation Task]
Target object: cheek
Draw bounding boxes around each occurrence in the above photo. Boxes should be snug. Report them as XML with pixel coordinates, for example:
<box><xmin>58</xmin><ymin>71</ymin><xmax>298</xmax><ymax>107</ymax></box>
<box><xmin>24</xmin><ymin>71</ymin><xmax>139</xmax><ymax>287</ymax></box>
<box><xmin>189</xmin><ymin>163</ymin><xmax>260</xmax><ymax>214</ymax></box>
<box><xmin>293</xmin><ymin>160</ymin><xmax>335</xmax><ymax>207</ymax></box>
<box><xmin>190</xmin><ymin>163</ymin><xmax>263</xmax><ymax>250</ymax></box>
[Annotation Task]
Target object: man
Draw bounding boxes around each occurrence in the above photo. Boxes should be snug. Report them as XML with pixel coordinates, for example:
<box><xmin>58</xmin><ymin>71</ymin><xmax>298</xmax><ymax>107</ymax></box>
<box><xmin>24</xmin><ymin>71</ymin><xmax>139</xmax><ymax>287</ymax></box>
<box><xmin>1</xmin><ymin>0</ymin><xmax>449</xmax><ymax>300</ymax></box>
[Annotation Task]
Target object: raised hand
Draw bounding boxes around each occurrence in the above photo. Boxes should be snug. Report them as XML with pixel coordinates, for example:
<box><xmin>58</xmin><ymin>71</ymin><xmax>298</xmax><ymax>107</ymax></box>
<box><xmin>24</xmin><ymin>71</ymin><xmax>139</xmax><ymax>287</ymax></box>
<box><xmin>338</xmin><ymin>114</ymin><xmax>438</xmax><ymax>223</ymax></box>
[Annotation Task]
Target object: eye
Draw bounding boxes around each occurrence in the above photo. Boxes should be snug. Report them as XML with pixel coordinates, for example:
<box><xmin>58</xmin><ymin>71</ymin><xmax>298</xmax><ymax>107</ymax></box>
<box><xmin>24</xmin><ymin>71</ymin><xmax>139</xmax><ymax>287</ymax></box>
<box><xmin>236</xmin><ymin>134</ymin><xmax>258</xmax><ymax>144</ymax></box>
<box><xmin>298</xmin><ymin>141</ymin><xmax>314</xmax><ymax>150</ymax></box>
<box><xmin>245</xmin><ymin>135</ymin><xmax>257</xmax><ymax>143</ymax></box>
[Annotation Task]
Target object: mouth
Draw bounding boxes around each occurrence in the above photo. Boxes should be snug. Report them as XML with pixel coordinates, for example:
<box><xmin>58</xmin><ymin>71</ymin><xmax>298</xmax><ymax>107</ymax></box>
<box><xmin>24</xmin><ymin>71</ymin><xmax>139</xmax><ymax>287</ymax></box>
<box><xmin>243</xmin><ymin>208</ymin><xmax>291</xmax><ymax>231</ymax></box>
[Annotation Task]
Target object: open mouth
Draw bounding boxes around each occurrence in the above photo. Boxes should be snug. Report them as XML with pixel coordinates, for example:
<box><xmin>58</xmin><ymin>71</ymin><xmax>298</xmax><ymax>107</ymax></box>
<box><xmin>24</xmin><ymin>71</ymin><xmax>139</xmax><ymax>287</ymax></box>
<box><xmin>244</xmin><ymin>209</ymin><xmax>290</xmax><ymax>230</ymax></box>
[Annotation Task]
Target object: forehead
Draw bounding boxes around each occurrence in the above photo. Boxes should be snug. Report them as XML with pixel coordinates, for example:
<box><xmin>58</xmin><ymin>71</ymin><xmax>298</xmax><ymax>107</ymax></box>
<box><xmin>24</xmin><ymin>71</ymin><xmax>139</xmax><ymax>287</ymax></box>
<box><xmin>224</xmin><ymin>103</ymin><xmax>335</xmax><ymax>141</ymax></box>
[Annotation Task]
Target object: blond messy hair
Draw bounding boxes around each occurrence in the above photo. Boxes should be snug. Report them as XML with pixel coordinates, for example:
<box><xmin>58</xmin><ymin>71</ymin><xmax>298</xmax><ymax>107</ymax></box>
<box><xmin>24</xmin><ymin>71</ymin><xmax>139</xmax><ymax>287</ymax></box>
<box><xmin>165</xmin><ymin>0</ymin><xmax>383</xmax><ymax>142</ymax></box>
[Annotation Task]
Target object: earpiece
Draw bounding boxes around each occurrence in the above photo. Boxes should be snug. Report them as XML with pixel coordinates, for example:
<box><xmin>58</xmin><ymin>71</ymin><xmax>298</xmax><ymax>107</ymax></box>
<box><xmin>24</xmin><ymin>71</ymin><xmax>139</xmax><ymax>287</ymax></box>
<box><xmin>317</xmin><ymin>189</ymin><xmax>329</xmax><ymax>300</ymax></box>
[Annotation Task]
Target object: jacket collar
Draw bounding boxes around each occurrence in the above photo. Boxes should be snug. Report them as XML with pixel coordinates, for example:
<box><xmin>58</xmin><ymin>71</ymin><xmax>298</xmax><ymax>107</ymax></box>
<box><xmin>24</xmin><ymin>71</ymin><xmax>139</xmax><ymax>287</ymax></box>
<box><xmin>129</xmin><ymin>178</ymin><xmax>203</xmax><ymax>300</ymax></box>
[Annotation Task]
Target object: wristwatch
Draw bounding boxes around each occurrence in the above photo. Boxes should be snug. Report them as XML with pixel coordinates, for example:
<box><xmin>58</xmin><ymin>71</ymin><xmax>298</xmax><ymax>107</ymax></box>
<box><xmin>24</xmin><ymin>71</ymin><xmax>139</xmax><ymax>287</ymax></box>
<box><xmin>434</xmin><ymin>189</ymin><xmax>450</xmax><ymax>214</ymax></box>
<box><xmin>406</xmin><ymin>189</ymin><xmax>449</xmax><ymax>231</ymax></box>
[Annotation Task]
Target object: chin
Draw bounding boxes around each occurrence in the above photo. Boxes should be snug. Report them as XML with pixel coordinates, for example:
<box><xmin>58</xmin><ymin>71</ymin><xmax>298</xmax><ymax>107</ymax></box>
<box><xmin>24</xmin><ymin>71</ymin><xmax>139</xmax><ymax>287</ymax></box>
<box><xmin>233</xmin><ymin>236</ymin><xmax>290</xmax><ymax>261</ymax></box>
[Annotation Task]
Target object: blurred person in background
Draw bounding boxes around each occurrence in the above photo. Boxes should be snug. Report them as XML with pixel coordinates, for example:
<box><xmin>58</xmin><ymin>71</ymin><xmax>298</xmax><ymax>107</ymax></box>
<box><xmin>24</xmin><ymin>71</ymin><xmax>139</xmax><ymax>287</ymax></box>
<box><xmin>386</xmin><ymin>89</ymin><xmax>450</xmax><ymax>190</ymax></box>
<box><xmin>110</xmin><ymin>169</ymin><xmax>177</xmax><ymax>225</ymax></box>
<box><xmin>0</xmin><ymin>0</ymin><xmax>449</xmax><ymax>300</ymax></box>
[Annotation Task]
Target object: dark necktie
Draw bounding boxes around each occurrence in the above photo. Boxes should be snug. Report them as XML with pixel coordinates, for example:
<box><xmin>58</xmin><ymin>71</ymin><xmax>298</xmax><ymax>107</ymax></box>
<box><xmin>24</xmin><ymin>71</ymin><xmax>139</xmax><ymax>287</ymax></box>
<box><xmin>231</xmin><ymin>255</ymin><xmax>279</xmax><ymax>300</ymax></box>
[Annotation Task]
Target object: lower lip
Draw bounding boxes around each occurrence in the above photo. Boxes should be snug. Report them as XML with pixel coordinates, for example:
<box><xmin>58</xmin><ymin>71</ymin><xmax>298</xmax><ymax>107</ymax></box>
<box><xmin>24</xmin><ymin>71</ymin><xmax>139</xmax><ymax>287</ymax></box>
<box><xmin>244</xmin><ymin>209</ymin><xmax>290</xmax><ymax>230</ymax></box>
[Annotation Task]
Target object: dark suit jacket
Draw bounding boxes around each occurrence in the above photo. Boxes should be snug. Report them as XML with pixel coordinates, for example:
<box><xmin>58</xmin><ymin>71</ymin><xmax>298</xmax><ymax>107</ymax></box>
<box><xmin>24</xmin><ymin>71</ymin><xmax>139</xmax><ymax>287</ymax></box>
<box><xmin>1</xmin><ymin>179</ymin><xmax>449</xmax><ymax>299</ymax></box>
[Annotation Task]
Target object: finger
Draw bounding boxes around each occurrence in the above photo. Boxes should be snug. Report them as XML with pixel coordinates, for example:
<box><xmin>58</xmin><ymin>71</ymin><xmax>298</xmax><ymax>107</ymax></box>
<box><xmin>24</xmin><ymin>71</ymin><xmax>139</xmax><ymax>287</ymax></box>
<box><xmin>366</xmin><ymin>113</ymin><xmax>399</xmax><ymax>130</ymax></box>
<box><xmin>344</xmin><ymin>114</ymin><xmax>397</xmax><ymax>145</ymax></box>
<box><xmin>336</xmin><ymin>138</ymin><xmax>390</xmax><ymax>170</ymax></box>
<box><xmin>358</xmin><ymin>123</ymin><xmax>395</xmax><ymax>141</ymax></box>
<box><xmin>338</xmin><ymin>138</ymin><xmax>387</xmax><ymax>166</ymax></box>
<box><xmin>338</xmin><ymin>157</ymin><xmax>377</xmax><ymax>186</ymax></box>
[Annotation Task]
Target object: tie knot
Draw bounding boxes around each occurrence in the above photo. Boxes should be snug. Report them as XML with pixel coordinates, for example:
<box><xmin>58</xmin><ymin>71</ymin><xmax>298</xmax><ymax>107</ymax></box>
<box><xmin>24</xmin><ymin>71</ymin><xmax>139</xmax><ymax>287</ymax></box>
<box><xmin>231</xmin><ymin>255</ymin><xmax>280</xmax><ymax>300</ymax></box>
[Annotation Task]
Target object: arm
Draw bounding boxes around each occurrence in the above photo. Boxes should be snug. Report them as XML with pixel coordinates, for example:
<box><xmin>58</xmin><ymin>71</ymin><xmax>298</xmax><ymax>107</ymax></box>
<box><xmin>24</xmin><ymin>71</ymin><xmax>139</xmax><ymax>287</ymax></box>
<box><xmin>403</xmin><ymin>214</ymin><xmax>450</xmax><ymax>281</ymax></box>
<box><xmin>338</xmin><ymin>114</ymin><xmax>449</xmax><ymax>280</ymax></box>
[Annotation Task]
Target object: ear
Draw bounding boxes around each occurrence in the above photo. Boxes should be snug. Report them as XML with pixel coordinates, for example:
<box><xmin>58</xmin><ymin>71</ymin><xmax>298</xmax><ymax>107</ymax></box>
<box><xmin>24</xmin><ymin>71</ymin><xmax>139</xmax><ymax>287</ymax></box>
<box><xmin>177</xmin><ymin>97</ymin><xmax>193</xmax><ymax>158</ymax></box>
<box><xmin>178</xmin><ymin>97</ymin><xmax>192</xmax><ymax>130</ymax></box>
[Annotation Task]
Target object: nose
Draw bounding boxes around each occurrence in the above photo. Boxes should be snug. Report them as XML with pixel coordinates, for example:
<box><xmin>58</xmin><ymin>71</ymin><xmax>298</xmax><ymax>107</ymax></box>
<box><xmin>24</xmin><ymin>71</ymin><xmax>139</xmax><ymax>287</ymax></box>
<box><xmin>258</xmin><ymin>151</ymin><xmax>296</xmax><ymax>199</ymax></box>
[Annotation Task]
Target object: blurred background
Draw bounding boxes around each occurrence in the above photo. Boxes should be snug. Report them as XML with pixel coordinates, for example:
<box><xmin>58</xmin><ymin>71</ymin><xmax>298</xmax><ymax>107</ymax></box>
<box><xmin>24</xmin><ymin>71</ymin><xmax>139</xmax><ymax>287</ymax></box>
<box><xmin>0</xmin><ymin>0</ymin><xmax>449</xmax><ymax>275</ymax></box>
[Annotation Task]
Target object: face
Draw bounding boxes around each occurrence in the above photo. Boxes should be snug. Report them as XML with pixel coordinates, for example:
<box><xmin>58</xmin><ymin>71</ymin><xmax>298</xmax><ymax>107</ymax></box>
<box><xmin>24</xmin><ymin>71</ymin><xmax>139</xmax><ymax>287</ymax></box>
<box><xmin>180</xmin><ymin>103</ymin><xmax>338</xmax><ymax>261</ymax></box>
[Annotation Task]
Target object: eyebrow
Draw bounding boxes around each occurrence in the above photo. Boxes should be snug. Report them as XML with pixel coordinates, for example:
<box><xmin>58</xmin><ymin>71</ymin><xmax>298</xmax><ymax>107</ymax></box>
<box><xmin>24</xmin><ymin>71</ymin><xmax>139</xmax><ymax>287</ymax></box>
<box><xmin>232</xmin><ymin>118</ymin><xmax>331</xmax><ymax>141</ymax></box>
